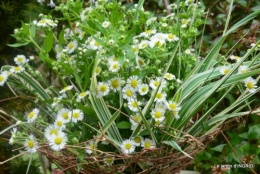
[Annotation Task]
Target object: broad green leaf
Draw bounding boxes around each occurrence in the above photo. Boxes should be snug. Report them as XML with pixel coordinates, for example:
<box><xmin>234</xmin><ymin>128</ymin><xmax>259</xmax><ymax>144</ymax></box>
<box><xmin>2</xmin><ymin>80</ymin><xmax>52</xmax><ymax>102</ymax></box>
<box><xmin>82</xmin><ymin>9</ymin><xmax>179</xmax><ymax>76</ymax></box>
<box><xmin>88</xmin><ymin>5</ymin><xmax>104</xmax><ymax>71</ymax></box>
<box><xmin>21</xmin><ymin>21</ymin><xmax>29</xmax><ymax>35</ymax></box>
<box><xmin>210</xmin><ymin>144</ymin><xmax>226</xmax><ymax>152</ymax></box>
<box><xmin>30</xmin><ymin>25</ymin><xmax>36</xmax><ymax>38</ymax></box>
<box><xmin>58</xmin><ymin>28</ymin><xmax>65</xmax><ymax>45</ymax></box>
<box><xmin>248</xmin><ymin>124</ymin><xmax>260</xmax><ymax>139</ymax></box>
<box><xmin>44</xmin><ymin>31</ymin><xmax>54</xmax><ymax>53</ymax></box>
<box><xmin>162</xmin><ymin>140</ymin><xmax>193</xmax><ymax>159</ymax></box>
<box><xmin>116</xmin><ymin>121</ymin><xmax>131</xmax><ymax>129</ymax></box>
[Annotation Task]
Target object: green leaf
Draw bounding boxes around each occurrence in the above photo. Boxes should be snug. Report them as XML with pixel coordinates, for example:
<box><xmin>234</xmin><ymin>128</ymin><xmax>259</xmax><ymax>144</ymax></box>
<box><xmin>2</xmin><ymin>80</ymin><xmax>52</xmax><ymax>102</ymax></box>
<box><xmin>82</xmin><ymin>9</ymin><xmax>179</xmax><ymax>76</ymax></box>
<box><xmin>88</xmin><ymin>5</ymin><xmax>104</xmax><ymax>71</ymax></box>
<box><xmin>162</xmin><ymin>140</ymin><xmax>193</xmax><ymax>159</ymax></box>
<box><xmin>58</xmin><ymin>28</ymin><xmax>65</xmax><ymax>45</ymax></box>
<box><xmin>116</xmin><ymin>121</ymin><xmax>131</xmax><ymax>129</ymax></box>
<box><xmin>236</xmin><ymin>0</ymin><xmax>247</xmax><ymax>7</ymax></box>
<box><xmin>21</xmin><ymin>21</ymin><xmax>29</xmax><ymax>35</ymax></box>
<box><xmin>239</xmin><ymin>132</ymin><xmax>248</xmax><ymax>139</ymax></box>
<box><xmin>44</xmin><ymin>31</ymin><xmax>53</xmax><ymax>53</ymax></box>
<box><xmin>248</xmin><ymin>124</ymin><xmax>260</xmax><ymax>139</ymax></box>
<box><xmin>210</xmin><ymin>144</ymin><xmax>226</xmax><ymax>152</ymax></box>
<box><xmin>7</xmin><ymin>42</ymin><xmax>30</xmax><ymax>47</ymax></box>
<box><xmin>30</xmin><ymin>25</ymin><xmax>36</xmax><ymax>38</ymax></box>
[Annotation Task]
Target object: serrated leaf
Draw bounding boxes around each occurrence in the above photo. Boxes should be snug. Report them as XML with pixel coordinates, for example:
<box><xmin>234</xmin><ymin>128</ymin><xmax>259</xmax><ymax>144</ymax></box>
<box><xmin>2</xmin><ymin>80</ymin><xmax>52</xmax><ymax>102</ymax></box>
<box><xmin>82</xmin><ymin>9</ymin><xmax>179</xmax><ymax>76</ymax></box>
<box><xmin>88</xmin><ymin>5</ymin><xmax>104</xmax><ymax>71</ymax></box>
<box><xmin>44</xmin><ymin>31</ymin><xmax>53</xmax><ymax>53</ymax></box>
<box><xmin>210</xmin><ymin>144</ymin><xmax>226</xmax><ymax>152</ymax></box>
<box><xmin>162</xmin><ymin>140</ymin><xmax>193</xmax><ymax>159</ymax></box>
<box><xmin>116</xmin><ymin>121</ymin><xmax>131</xmax><ymax>129</ymax></box>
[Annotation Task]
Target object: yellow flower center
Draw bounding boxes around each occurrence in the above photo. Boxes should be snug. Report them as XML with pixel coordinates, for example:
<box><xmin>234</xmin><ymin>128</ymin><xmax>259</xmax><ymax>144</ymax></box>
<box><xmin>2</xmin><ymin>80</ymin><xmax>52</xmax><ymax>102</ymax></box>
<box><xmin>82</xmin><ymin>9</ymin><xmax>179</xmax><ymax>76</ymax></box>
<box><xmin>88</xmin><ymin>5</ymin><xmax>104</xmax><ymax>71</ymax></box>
<box><xmin>155</xmin><ymin>120</ymin><xmax>161</xmax><ymax>125</ymax></box>
<box><xmin>17</xmin><ymin>57</ymin><xmax>23</xmax><ymax>62</ymax></box>
<box><xmin>50</xmin><ymin>129</ymin><xmax>58</xmax><ymax>135</ymax></box>
<box><xmin>27</xmin><ymin>140</ymin><xmax>34</xmax><ymax>148</ymax></box>
<box><xmin>80</xmin><ymin>92</ymin><xmax>87</xmax><ymax>97</ymax></box>
<box><xmin>73</xmin><ymin>112</ymin><xmax>79</xmax><ymax>118</ymax></box>
<box><xmin>28</xmin><ymin>112</ymin><xmax>35</xmax><ymax>119</ymax></box>
<box><xmin>68</xmin><ymin>43</ymin><xmax>74</xmax><ymax>49</ymax></box>
<box><xmin>0</xmin><ymin>76</ymin><xmax>3</xmax><ymax>82</ymax></box>
<box><xmin>95</xmin><ymin>67</ymin><xmax>101</xmax><ymax>74</ymax></box>
<box><xmin>141</xmin><ymin>87</ymin><xmax>147</xmax><ymax>92</ymax></box>
<box><xmin>125</xmin><ymin>143</ymin><xmax>132</xmax><ymax>150</ymax></box>
<box><xmin>154</xmin><ymin>111</ymin><xmax>162</xmax><ymax>118</ymax></box>
<box><xmin>182</xmin><ymin>19</ymin><xmax>188</xmax><ymax>25</ymax></box>
<box><xmin>94</xmin><ymin>41</ymin><xmax>99</xmax><ymax>46</ymax></box>
<box><xmin>224</xmin><ymin>69</ymin><xmax>230</xmax><ymax>74</ymax></box>
<box><xmin>247</xmin><ymin>82</ymin><xmax>254</xmax><ymax>89</ymax></box>
<box><xmin>144</xmin><ymin>142</ymin><xmax>151</xmax><ymax>148</ymax></box>
<box><xmin>55</xmin><ymin>137</ymin><xmax>62</xmax><ymax>145</ymax></box>
<box><xmin>132</xmin><ymin>101</ymin><xmax>138</xmax><ymax>108</ymax></box>
<box><xmin>169</xmin><ymin>103</ymin><xmax>177</xmax><ymax>110</ymax></box>
<box><xmin>241</xmin><ymin>70</ymin><xmax>247</xmax><ymax>74</ymax></box>
<box><xmin>154</xmin><ymin>81</ymin><xmax>160</xmax><ymax>87</ymax></box>
<box><xmin>89</xmin><ymin>144</ymin><xmax>94</xmax><ymax>149</ymax></box>
<box><xmin>111</xmin><ymin>80</ymin><xmax>119</xmax><ymax>88</ymax></box>
<box><xmin>56</xmin><ymin>120</ymin><xmax>63</xmax><ymax>127</ymax></box>
<box><xmin>134</xmin><ymin>137</ymin><xmax>141</xmax><ymax>143</ymax></box>
<box><xmin>105</xmin><ymin>157</ymin><xmax>114</xmax><ymax>164</ymax></box>
<box><xmin>131</xmin><ymin>80</ymin><xmax>138</xmax><ymax>88</ymax></box>
<box><xmin>133</xmin><ymin>116</ymin><xmax>140</xmax><ymax>122</ymax></box>
<box><xmin>113</xmin><ymin>57</ymin><xmax>117</xmax><ymax>61</ymax></box>
<box><xmin>40</xmin><ymin>19</ymin><xmax>46</xmax><ymax>24</ymax></box>
<box><xmin>14</xmin><ymin>67</ymin><xmax>21</xmax><ymax>71</ymax></box>
<box><xmin>62</xmin><ymin>112</ymin><xmax>69</xmax><ymax>120</ymax></box>
<box><xmin>141</xmin><ymin>43</ymin><xmax>147</xmax><ymax>48</ymax></box>
<box><xmin>126</xmin><ymin>89</ymin><xmax>132</xmax><ymax>97</ymax></box>
<box><xmin>133</xmin><ymin>47</ymin><xmax>138</xmax><ymax>52</ymax></box>
<box><xmin>145</xmin><ymin>30</ymin><xmax>152</xmax><ymax>34</ymax></box>
<box><xmin>166</xmin><ymin>74</ymin><xmax>172</xmax><ymax>79</ymax></box>
<box><xmin>168</xmin><ymin>34</ymin><xmax>175</xmax><ymax>39</ymax></box>
<box><xmin>156</xmin><ymin>93</ymin><xmax>162</xmax><ymax>99</ymax></box>
<box><xmin>112</xmin><ymin>64</ymin><xmax>118</xmax><ymax>69</ymax></box>
<box><xmin>138</xmin><ymin>59</ymin><xmax>144</xmax><ymax>66</ymax></box>
<box><xmin>100</xmin><ymin>85</ymin><xmax>107</xmax><ymax>92</ymax></box>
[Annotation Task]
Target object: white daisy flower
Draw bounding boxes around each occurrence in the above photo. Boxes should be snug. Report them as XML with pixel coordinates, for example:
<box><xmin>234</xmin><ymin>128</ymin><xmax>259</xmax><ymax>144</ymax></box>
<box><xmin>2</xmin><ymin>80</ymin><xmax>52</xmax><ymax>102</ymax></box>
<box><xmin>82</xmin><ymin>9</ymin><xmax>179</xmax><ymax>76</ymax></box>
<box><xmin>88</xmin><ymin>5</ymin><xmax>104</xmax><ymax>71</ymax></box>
<box><xmin>151</xmin><ymin>108</ymin><xmax>165</xmax><ymax>122</ymax></box>
<box><xmin>149</xmin><ymin>33</ymin><xmax>167</xmax><ymax>48</ymax></box>
<box><xmin>95</xmin><ymin>66</ymin><xmax>102</xmax><ymax>75</ymax></box>
<box><xmin>141</xmin><ymin>138</ymin><xmax>155</xmax><ymax>149</ymax></box>
<box><xmin>24</xmin><ymin>134</ymin><xmax>38</xmax><ymax>153</ymax></box>
<box><xmin>77</xmin><ymin>91</ymin><xmax>89</xmax><ymax>101</ymax></box>
<box><xmin>44</xmin><ymin>124</ymin><xmax>62</xmax><ymax>140</ymax></box>
<box><xmin>146</xmin><ymin>17</ymin><xmax>157</xmax><ymax>26</ymax></box>
<box><xmin>48</xmin><ymin>132</ymin><xmax>67</xmax><ymax>151</ymax></box>
<box><xmin>132</xmin><ymin>136</ymin><xmax>143</xmax><ymax>146</ymax></box>
<box><xmin>137</xmin><ymin>57</ymin><xmax>146</xmax><ymax>67</ymax></box>
<box><xmin>244</xmin><ymin>77</ymin><xmax>257</xmax><ymax>93</ymax></box>
<box><xmin>121</xmin><ymin>139</ymin><xmax>136</xmax><ymax>154</ymax></box>
<box><xmin>89</xmin><ymin>39</ymin><xmax>101</xmax><ymax>50</ymax></box>
<box><xmin>86</xmin><ymin>140</ymin><xmax>95</xmax><ymax>155</ymax></box>
<box><xmin>132</xmin><ymin>45</ymin><xmax>139</xmax><ymax>54</ymax></box>
<box><xmin>47</xmin><ymin>0</ymin><xmax>56</xmax><ymax>8</ymax></box>
<box><xmin>46</xmin><ymin>19</ymin><xmax>57</xmax><ymax>27</ymax></box>
<box><xmin>165</xmin><ymin>101</ymin><xmax>181</xmax><ymax>112</ymax></box>
<box><xmin>109</xmin><ymin>77</ymin><xmax>123</xmax><ymax>92</ymax></box>
<box><xmin>70</xmin><ymin>109</ymin><xmax>84</xmax><ymax>123</ymax></box>
<box><xmin>149</xmin><ymin>77</ymin><xmax>167</xmax><ymax>90</ymax></box>
<box><xmin>37</xmin><ymin>18</ymin><xmax>48</xmax><ymax>27</ymax></box>
<box><xmin>128</xmin><ymin>99</ymin><xmax>141</xmax><ymax>112</ymax></box>
<box><xmin>109</xmin><ymin>61</ymin><xmax>121</xmax><ymax>72</ymax></box>
<box><xmin>129</xmin><ymin>114</ymin><xmax>142</xmax><ymax>126</ymax></box>
<box><xmin>138</xmin><ymin>84</ymin><xmax>149</xmax><ymax>96</ymax></box>
<box><xmin>164</xmin><ymin>73</ymin><xmax>175</xmax><ymax>80</ymax></box>
<box><xmin>154</xmin><ymin>91</ymin><xmax>167</xmax><ymax>103</ymax></box>
<box><xmin>51</xmin><ymin>97</ymin><xmax>62</xmax><ymax>107</ymax></box>
<box><xmin>138</xmin><ymin>40</ymin><xmax>149</xmax><ymax>49</ymax></box>
<box><xmin>10</xmin><ymin>66</ymin><xmax>25</xmax><ymax>73</ymax></box>
<box><xmin>230</xmin><ymin>55</ymin><xmax>241</xmax><ymax>61</ymax></box>
<box><xmin>238</xmin><ymin>65</ymin><xmax>248</xmax><ymax>74</ymax></box>
<box><xmin>0</xmin><ymin>71</ymin><xmax>8</xmax><ymax>86</ymax></box>
<box><xmin>54</xmin><ymin>118</ymin><xmax>66</xmax><ymax>129</ymax></box>
<box><xmin>57</xmin><ymin>108</ymin><xmax>71</xmax><ymax>123</ymax></box>
<box><xmin>139</xmin><ymin>30</ymin><xmax>156</xmax><ymax>38</ymax></box>
<box><xmin>103</xmin><ymin>156</ymin><xmax>114</xmax><ymax>166</ymax></box>
<box><xmin>127</xmin><ymin>75</ymin><xmax>141</xmax><ymax>91</ymax></box>
<box><xmin>97</xmin><ymin>82</ymin><xmax>110</xmax><ymax>97</ymax></box>
<box><xmin>181</xmin><ymin>18</ymin><xmax>190</xmax><ymax>28</ymax></box>
<box><xmin>219</xmin><ymin>66</ymin><xmax>231</xmax><ymax>75</ymax></box>
<box><xmin>27</xmin><ymin>108</ymin><xmax>40</xmax><ymax>123</ymax></box>
<box><xmin>102</xmin><ymin>21</ymin><xmax>110</xmax><ymax>28</ymax></box>
<box><xmin>80</xmin><ymin>7</ymin><xmax>93</xmax><ymax>21</ymax></box>
<box><xmin>66</xmin><ymin>40</ymin><xmax>78</xmax><ymax>53</ymax></box>
<box><xmin>14</xmin><ymin>55</ymin><xmax>28</xmax><ymax>65</ymax></box>
<box><xmin>122</xmin><ymin>85</ymin><xmax>136</xmax><ymax>100</ymax></box>
<box><xmin>166</xmin><ymin>34</ymin><xmax>179</xmax><ymax>42</ymax></box>
<box><xmin>59</xmin><ymin>85</ymin><xmax>73</xmax><ymax>94</ymax></box>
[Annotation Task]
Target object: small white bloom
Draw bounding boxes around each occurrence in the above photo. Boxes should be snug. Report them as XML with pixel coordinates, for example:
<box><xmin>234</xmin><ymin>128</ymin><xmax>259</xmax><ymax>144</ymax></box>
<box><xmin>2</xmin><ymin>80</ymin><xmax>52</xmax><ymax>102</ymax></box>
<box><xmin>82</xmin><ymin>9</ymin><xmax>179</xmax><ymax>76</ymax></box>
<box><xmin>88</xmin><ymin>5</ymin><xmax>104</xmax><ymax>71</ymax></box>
<box><xmin>181</xmin><ymin>18</ymin><xmax>190</xmax><ymax>28</ymax></box>
<box><xmin>48</xmin><ymin>132</ymin><xmax>67</xmax><ymax>151</ymax></box>
<box><xmin>166</xmin><ymin>101</ymin><xmax>181</xmax><ymax>112</ymax></box>
<box><xmin>97</xmin><ymin>82</ymin><xmax>110</xmax><ymax>97</ymax></box>
<box><xmin>141</xmin><ymin>138</ymin><xmax>155</xmax><ymax>149</ymax></box>
<box><xmin>238</xmin><ymin>65</ymin><xmax>248</xmax><ymax>74</ymax></box>
<box><xmin>129</xmin><ymin>114</ymin><xmax>142</xmax><ymax>126</ymax></box>
<box><xmin>127</xmin><ymin>75</ymin><xmax>141</xmax><ymax>91</ymax></box>
<box><xmin>219</xmin><ymin>66</ymin><xmax>231</xmax><ymax>75</ymax></box>
<box><xmin>70</xmin><ymin>109</ymin><xmax>84</xmax><ymax>123</ymax></box>
<box><xmin>59</xmin><ymin>85</ymin><xmax>73</xmax><ymax>94</ymax></box>
<box><xmin>44</xmin><ymin>124</ymin><xmax>62</xmax><ymax>140</ymax></box>
<box><xmin>109</xmin><ymin>77</ymin><xmax>123</xmax><ymax>92</ymax></box>
<box><xmin>138</xmin><ymin>84</ymin><xmax>149</xmax><ymax>96</ymax></box>
<box><xmin>122</xmin><ymin>85</ymin><xmax>136</xmax><ymax>100</ymax></box>
<box><xmin>151</xmin><ymin>108</ymin><xmax>165</xmax><ymax>122</ymax></box>
<box><xmin>138</xmin><ymin>40</ymin><xmax>149</xmax><ymax>49</ymax></box>
<box><xmin>128</xmin><ymin>99</ymin><xmax>141</xmax><ymax>112</ymax></box>
<box><xmin>154</xmin><ymin>91</ymin><xmax>167</xmax><ymax>103</ymax></box>
<box><xmin>86</xmin><ymin>140</ymin><xmax>95</xmax><ymax>155</ymax></box>
<box><xmin>103</xmin><ymin>156</ymin><xmax>114</xmax><ymax>166</ymax></box>
<box><xmin>77</xmin><ymin>91</ymin><xmax>89</xmax><ymax>101</ymax></box>
<box><xmin>166</xmin><ymin>34</ymin><xmax>179</xmax><ymax>42</ymax></box>
<box><xmin>149</xmin><ymin>33</ymin><xmax>167</xmax><ymax>48</ymax></box>
<box><xmin>57</xmin><ymin>108</ymin><xmax>71</xmax><ymax>123</ymax></box>
<box><xmin>102</xmin><ymin>21</ymin><xmax>110</xmax><ymax>28</ymax></box>
<box><xmin>47</xmin><ymin>0</ymin><xmax>56</xmax><ymax>8</ymax></box>
<box><xmin>10</xmin><ymin>66</ymin><xmax>25</xmax><ymax>73</ymax></box>
<box><xmin>149</xmin><ymin>77</ymin><xmax>167</xmax><ymax>90</ymax></box>
<box><xmin>37</xmin><ymin>18</ymin><xmax>48</xmax><ymax>27</ymax></box>
<box><xmin>80</xmin><ymin>7</ymin><xmax>93</xmax><ymax>21</ymax></box>
<box><xmin>14</xmin><ymin>55</ymin><xmax>28</xmax><ymax>65</ymax></box>
<box><xmin>230</xmin><ymin>55</ymin><xmax>241</xmax><ymax>61</ymax></box>
<box><xmin>244</xmin><ymin>77</ymin><xmax>257</xmax><ymax>93</ymax></box>
<box><xmin>164</xmin><ymin>73</ymin><xmax>175</xmax><ymax>80</ymax></box>
<box><xmin>121</xmin><ymin>139</ymin><xmax>135</xmax><ymax>154</ymax></box>
<box><xmin>66</xmin><ymin>40</ymin><xmax>78</xmax><ymax>54</ymax></box>
<box><xmin>54</xmin><ymin>118</ymin><xmax>66</xmax><ymax>129</ymax></box>
<box><xmin>0</xmin><ymin>71</ymin><xmax>8</xmax><ymax>86</ymax></box>
<box><xmin>146</xmin><ymin>17</ymin><xmax>157</xmax><ymax>26</ymax></box>
<box><xmin>25</xmin><ymin>134</ymin><xmax>38</xmax><ymax>153</ymax></box>
<box><xmin>89</xmin><ymin>39</ymin><xmax>101</xmax><ymax>50</ymax></box>
<box><xmin>108</xmin><ymin>61</ymin><xmax>121</xmax><ymax>72</ymax></box>
<box><xmin>27</xmin><ymin>108</ymin><xmax>40</xmax><ymax>123</ymax></box>
<box><xmin>139</xmin><ymin>30</ymin><xmax>156</xmax><ymax>38</ymax></box>
<box><xmin>132</xmin><ymin>136</ymin><xmax>143</xmax><ymax>146</ymax></box>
